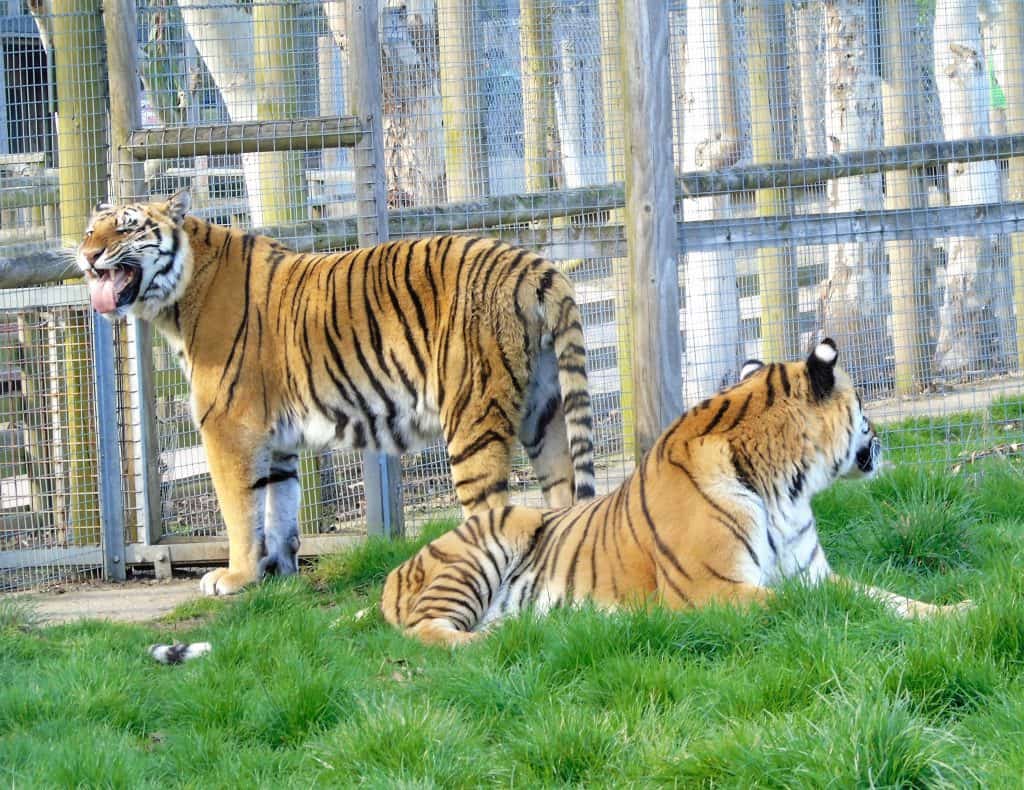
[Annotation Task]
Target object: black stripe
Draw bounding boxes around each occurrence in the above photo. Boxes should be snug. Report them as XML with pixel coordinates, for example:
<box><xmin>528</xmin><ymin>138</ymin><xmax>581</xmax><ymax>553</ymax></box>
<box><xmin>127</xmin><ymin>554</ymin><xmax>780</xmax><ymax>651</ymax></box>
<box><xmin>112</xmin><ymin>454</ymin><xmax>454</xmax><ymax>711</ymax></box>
<box><xmin>251</xmin><ymin>469</ymin><xmax>299</xmax><ymax>489</ymax></box>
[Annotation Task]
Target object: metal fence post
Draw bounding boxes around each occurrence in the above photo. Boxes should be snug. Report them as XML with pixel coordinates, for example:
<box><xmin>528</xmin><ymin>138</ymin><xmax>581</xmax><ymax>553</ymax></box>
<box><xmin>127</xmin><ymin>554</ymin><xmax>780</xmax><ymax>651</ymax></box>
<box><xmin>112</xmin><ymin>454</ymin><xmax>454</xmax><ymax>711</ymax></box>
<box><xmin>618</xmin><ymin>0</ymin><xmax>683</xmax><ymax>456</ymax></box>
<box><xmin>92</xmin><ymin>313</ymin><xmax>127</xmax><ymax>581</ymax></box>
<box><xmin>347</xmin><ymin>0</ymin><xmax>405</xmax><ymax>538</ymax></box>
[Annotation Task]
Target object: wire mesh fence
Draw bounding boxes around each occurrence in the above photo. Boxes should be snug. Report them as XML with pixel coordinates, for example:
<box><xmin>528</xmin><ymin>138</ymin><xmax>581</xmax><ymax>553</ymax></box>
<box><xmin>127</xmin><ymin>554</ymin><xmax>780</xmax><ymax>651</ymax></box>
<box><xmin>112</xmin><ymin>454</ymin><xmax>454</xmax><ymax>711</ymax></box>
<box><xmin>2</xmin><ymin>0</ymin><xmax>1024</xmax><ymax>589</ymax></box>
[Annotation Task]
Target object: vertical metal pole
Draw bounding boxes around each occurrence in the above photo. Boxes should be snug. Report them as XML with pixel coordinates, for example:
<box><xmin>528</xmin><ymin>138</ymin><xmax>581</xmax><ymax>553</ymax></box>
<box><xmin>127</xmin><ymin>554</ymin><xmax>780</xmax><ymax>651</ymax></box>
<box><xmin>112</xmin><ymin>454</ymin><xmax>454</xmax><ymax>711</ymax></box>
<box><xmin>618</xmin><ymin>0</ymin><xmax>683</xmax><ymax>456</ymax></box>
<box><xmin>92</xmin><ymin>313</ymin><xmax>126</xmax><ymax>581</ymax></box>
<box><xmin>104</xmin><ymin>0</ymin><xmax>162</xmax><ymax>546</ymax></box>
<box><xmin>347</xmin><ymin>0</ymin><xmax>405</xmax><ymax>538</ymax></box>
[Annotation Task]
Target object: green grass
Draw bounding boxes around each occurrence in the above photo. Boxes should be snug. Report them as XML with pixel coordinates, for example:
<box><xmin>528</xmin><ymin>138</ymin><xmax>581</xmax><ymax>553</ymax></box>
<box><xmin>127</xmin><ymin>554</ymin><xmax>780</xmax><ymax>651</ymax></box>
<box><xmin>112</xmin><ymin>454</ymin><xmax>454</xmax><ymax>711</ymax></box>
<box><xmin>3</xmin><ymin>464</ymin><xmax>1024</xmax><ymax>787</ymax></box>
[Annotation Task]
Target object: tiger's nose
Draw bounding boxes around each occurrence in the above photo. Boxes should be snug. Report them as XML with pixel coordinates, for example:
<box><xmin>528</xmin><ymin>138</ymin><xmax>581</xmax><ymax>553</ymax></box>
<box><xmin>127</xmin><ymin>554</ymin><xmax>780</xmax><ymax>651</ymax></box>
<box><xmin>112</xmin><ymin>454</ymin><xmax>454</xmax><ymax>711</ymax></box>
<box><xmin>82</xmin><ymin>248</ymin><xmax>103</xmax><ymax>267</ymax></box>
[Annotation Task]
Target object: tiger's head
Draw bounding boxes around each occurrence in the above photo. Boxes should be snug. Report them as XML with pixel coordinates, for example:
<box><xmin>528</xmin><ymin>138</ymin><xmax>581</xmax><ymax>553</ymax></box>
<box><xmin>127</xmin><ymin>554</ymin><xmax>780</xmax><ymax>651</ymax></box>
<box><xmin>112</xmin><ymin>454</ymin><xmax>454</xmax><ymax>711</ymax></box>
<box><xmin>77</xmin><ymin>190</ymin><xmax>192</xmax><ymax>321</ymax></box>
<box><xmin>737</xmin><ymin>338</ymin><xmax>882</xmax><ymax>482</ymax></box>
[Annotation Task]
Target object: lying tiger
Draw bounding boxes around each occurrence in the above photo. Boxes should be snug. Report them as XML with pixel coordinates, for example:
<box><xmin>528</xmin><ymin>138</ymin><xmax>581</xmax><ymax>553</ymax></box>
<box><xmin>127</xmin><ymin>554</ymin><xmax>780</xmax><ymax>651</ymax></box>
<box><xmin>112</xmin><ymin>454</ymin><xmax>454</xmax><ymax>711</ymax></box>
<box><xmin>383</xmin><ymin>340</ymin><xmax>969</xmax><ymax>646</ymax></box>
<box><xmin>77</xmin><ymin>191</ymin><xmax>594</xmax><ymax>596</ymax></box>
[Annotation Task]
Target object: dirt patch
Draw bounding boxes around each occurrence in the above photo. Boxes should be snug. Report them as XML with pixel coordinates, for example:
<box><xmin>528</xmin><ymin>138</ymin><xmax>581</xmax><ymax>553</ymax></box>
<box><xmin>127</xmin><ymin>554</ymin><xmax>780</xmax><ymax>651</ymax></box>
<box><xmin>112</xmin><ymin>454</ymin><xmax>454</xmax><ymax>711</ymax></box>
<box><xmin>16</xmin><ymin>577</ymin><xmax>203</xmax><ymax>625</ymax></box>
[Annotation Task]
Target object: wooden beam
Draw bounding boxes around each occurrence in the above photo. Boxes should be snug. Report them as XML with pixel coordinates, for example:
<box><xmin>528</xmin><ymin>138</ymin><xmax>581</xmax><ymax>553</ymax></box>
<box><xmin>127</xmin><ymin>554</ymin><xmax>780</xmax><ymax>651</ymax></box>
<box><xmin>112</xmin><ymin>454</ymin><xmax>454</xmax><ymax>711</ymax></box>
<box><xmin>15</xmin><ymin>199</ymin><xmax>1024</xmax><ymax>290</ymax></box>
<box><xmin>124</xmin><ymin>115</ymin><xmax>365</xmax><ymax>160</ymax></box>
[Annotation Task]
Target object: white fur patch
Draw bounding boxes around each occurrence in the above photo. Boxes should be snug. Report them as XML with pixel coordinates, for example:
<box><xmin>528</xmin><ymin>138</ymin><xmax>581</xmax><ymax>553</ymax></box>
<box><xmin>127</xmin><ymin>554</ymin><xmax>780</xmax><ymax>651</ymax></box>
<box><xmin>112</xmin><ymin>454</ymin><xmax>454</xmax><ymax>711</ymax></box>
<box><xmin>813</xmin><ymin>342</ymin><xmax>837</xmax><ymax>364</ymax></box>
<box><xmin>149</xmin><ymin>642</ymin><xmax>212</xmax><ymax>664</ymax></box>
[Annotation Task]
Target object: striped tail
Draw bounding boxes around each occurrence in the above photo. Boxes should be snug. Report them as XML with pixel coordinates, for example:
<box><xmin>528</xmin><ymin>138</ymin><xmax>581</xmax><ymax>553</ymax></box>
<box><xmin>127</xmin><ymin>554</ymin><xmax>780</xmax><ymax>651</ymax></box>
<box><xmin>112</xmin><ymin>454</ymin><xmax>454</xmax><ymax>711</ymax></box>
<box><xmin>544</xmin><ymin>274</ymin><xmax>596</xmax><ymax>502</ymax></box>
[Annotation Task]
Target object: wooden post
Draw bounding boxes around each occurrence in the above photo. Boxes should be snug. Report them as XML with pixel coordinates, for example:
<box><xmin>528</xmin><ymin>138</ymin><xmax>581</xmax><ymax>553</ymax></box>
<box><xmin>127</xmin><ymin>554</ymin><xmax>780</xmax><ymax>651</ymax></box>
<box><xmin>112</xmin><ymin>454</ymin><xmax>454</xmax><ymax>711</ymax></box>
<box><xmin>881</xmin><ymin>0</ymin><xmax>932</xmax><ymax>393</ymax></box>
<box><xmin>51</xmin><ymin>0</ymin><xmax>108</xmax><ymax>545</ymax></box>
<box><xmin>747</xmin><ymin>0</ymin><xmax>798</xmax><ymax>362</ymax></box>
<box><xmin>436</xmin><ymin>0</ymin><xmax>488</xmax><ymax>200</ymax></box>
<box><xmin>104</xmin><ymin>0</ymin><xmax>163</xmax><ymax>551</ymax></box>
<box><xmin>598</xmin><ymin>0</ymin><xmax>636</xmax><ymax>458</ymax></box>
<box><xmin>347</xmin><ymin>0</ymin><xmax>404</xmax><ymax>538</ymax></box>
<box><xmin>1004</xmin><ymin>0</ymin><xmax>1024</xmax><ymax>370</ymax></box>
<box><xmin>618</xmin><ymin>0</ymin><xmax>683</xmax><ymax>456</ymax></box>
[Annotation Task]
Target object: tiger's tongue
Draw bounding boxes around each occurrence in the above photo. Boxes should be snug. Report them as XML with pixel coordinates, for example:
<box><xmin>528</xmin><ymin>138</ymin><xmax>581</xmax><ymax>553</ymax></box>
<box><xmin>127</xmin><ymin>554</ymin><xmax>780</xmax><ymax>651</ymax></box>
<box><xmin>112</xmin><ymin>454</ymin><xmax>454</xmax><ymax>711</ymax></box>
<box><xmin>88</xmin><ymin>269</ymin><xmax>130</xmax><ymax>314</ymax></box>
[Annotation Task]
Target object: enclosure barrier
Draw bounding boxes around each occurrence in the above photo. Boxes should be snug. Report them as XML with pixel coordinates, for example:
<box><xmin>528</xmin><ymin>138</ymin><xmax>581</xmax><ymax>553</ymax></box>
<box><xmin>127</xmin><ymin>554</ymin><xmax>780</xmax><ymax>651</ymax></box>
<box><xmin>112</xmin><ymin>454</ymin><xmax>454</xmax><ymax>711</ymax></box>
<box><xmin>2</xmin><ymin>0</ymin><xmax>1024</xmax><ymax>589</ymax></box>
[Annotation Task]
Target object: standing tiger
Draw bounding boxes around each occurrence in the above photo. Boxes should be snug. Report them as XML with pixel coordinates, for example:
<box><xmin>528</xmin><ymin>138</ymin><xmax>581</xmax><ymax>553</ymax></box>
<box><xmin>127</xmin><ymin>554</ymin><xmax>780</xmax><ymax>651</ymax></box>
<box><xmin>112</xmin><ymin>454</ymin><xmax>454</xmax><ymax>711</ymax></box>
<box><xmin>77</xmin><ymin>190</ymin><xmax>595</xmax><ymax>596</ymax></box>
<box><xmin>382</xmin><ymin>340</ymin><xmax>969</xmax><ymax>647</ymax></box>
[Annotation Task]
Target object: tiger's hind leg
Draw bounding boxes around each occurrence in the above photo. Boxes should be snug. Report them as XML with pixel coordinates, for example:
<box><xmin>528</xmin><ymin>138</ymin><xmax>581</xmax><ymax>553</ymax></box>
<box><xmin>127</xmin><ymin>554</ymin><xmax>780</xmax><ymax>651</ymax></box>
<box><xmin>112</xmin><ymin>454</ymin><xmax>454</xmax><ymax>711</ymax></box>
<box><xmin>260</xmin><ymin>451</ymin><xmax>301</xmax><ymax>577</ymax></box>
<box><xmin>445</xmin><ymin>413</ymin><xmax>515</xmax><ymax>517</ymax></box>
<box><xmin>520</xmin><ymin>349</ymin><xmax>575</xmax><ymax>508</ymax></box>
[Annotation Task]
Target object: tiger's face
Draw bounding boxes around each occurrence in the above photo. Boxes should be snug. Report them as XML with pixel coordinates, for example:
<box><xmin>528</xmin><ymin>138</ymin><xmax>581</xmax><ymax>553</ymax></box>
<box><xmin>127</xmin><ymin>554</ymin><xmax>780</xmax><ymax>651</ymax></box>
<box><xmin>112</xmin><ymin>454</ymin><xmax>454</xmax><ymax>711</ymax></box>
<box><xmin>740</xmin><ymin>339</ymin><xmax>882</xmax><ymax>482</ymax></box>
<box><xmin>77</xmin><ymin>191</ymin><xmax>192</xmax><ymax>320</ymax></box>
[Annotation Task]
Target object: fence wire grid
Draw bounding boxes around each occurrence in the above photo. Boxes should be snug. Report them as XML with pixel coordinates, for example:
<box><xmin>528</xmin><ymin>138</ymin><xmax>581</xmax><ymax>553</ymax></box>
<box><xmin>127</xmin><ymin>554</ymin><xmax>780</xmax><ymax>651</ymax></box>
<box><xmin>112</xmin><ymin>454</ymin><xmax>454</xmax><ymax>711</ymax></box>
<box><xmin>2</xmin><ymin>0</ymin><xmax>1024</xmax><ymax>589</ymax></box>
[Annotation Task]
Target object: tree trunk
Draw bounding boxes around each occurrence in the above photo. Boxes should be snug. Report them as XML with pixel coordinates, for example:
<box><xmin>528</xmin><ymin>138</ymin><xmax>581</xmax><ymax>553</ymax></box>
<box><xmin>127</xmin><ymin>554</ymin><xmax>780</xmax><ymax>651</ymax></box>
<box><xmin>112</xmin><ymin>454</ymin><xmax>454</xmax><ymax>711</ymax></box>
<box><xmin>1004</xmin><ymin>0</ymin><xmax>1024</xmax><ymax>370</ymax></box>
<box><xmin>818</xmin><ymin>0</ymin><xmax>891</xmax><ymax>393</ymax></box>
<box><xmin>932</xmin><ymin>0</ymin><xmax>1007</xmax><ymax>375</ymax></box>
<box><xmin>681</xmin><ymin>0</ymin><xmax>741</xmax><ymax>402</ymax></box>
<box><xmin>436</xmin><ymin>0</ymin><xmax>488</xmax><ymax>200</ymax></box>
<box><xmin>252</xmin><ymin>0</ymin><xmax>308</xmax><ymax>224</ymax></box>
<box><xmin>747</xmin><ymin>0</ymin><xmax>798</xmax><ymax>362</ymax></box>
<box><xmin>378</xmin><ymin>0</ymin><xmax>447</xmax><ymax>205</ymax></box>
<box><xmin>881</xmin><ymin>0</ymin><xmax>933</xmax><ymax>394</ymax></box>
<box><xmin>599</xmin><ymin>0</ymin><xmax>635</xmax><ymax>457</ymax></box>
<box><xmin>51</xmin><ymin>0</ymin><xmax>108</xmax><ymax>544</ymax></box>
<box><xmin>177</xmin><ymin>0</ymin><xmax>308</xmax><ymax>226</ymax></box>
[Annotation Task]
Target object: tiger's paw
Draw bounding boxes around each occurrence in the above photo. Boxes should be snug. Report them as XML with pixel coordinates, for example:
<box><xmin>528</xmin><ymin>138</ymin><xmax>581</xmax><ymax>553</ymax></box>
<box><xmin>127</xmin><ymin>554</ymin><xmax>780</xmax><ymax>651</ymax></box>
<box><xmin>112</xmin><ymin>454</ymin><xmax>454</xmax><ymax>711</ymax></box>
<box><xmin>199</xmin><ymin>568</ymin><xmax>257</xmax><ymax>596</ymax></box>
<box><xmin>259</xmin><ymin>533</ymin><xmax>301</xmax><ymax>578</ymax></box>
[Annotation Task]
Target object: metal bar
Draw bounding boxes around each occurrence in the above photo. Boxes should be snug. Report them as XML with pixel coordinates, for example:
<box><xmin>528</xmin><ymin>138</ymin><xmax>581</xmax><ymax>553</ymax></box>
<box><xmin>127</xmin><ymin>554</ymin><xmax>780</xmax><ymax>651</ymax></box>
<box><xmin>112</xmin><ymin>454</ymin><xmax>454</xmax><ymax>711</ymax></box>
<box><xmin>91</xmin><ymin>312</ymin><xmax>127</xmax><ymax>581</ymax></box>
<box><xmin>348</xmin><ymin>0</ymin><xmax>404</xmax><ymax>538</ymax></box>
<box><xmin>124</xmin><ymin>115</ymin><xmax>366</xmax><ymax>160</ymax></box>
<box><xmin>131</xmin><ymin>320</ymin><xmax>163</xmax><ymax>545</ymax></box>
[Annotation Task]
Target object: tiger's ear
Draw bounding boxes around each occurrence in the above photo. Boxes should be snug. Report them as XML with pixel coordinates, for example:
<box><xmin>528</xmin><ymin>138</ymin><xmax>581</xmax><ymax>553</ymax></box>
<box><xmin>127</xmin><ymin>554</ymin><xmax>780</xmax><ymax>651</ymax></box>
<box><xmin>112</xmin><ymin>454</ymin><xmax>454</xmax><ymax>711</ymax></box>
<box><xmin>166</xmin><ymin>189</ymin><xmax>191</xmax><ymax>224</ymax></box>
<box><xmin>807</xmin><ymin>338</ymin><xmax>838</xmax><ymax>400</ymax></box>
<box><xmin>740</xmin><ymin>359</ymin><xmax>764</xmax><ymax>381</ymax></box>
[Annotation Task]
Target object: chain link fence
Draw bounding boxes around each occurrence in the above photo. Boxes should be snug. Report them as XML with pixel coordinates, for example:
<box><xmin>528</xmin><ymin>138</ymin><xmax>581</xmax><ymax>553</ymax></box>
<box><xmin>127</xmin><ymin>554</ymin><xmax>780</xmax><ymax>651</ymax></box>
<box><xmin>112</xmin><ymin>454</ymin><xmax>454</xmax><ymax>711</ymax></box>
<box><xmin>2</xmin><ymin>0</ymin><xmax>1023</xmax><ymax>589</ymax></box>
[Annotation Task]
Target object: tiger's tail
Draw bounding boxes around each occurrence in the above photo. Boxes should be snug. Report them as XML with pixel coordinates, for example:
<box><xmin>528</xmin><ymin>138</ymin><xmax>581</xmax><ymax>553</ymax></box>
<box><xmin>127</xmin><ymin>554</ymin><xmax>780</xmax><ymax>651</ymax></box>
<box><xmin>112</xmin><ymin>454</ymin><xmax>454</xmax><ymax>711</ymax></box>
<box><xmin>380</xmin><ymin>555</ymin><xmax>422</xmax><ymax>628</ymax></box>
<box><xmin>543</xmin><ymin>273</ymin><xmax>596</xmax><ymax>502</ymax></box>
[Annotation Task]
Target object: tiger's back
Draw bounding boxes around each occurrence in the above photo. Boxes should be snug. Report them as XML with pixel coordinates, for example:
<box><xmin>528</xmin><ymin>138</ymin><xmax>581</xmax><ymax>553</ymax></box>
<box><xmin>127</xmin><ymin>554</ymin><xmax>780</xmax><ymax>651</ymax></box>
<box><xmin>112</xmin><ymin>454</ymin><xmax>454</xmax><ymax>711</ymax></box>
<box><xmin>77</xmin><ymin>192</ymin><xmax>595</xmax><ymax>596</ymax></box>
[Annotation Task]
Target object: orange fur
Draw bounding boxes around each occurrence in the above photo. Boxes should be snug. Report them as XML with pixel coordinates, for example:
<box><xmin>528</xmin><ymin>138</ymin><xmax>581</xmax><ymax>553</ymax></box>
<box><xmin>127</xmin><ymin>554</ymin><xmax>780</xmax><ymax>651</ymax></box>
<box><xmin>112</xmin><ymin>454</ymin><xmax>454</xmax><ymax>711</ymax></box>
<box><xmin>382</xmin><ymin>342</ymin><xmax>969</xmax><ymax>647</ymax></box>
<box><xmin>77</xmin><ymin>191</ymin><xmax>595</xmax><ymax>595</ymax></box>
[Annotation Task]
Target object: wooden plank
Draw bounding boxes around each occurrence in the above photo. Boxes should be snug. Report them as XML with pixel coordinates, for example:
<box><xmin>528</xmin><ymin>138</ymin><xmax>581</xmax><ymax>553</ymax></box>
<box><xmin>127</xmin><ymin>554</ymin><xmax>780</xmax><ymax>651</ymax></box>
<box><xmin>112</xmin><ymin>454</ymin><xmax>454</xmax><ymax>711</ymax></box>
<box><xmin>0</xmin><ymin>534</ymin><xmax>364</xmax><ymax>572</ymax></box>
<box><xmin>15</xmin><ymin>199</ymin><xmax>1024</xmax><ymax>291</ymax></box>
<box><xmin>125</xmin><ymin>116</ymin><xmax>365</xmax><ymax>160</ymax></box>
<box><xmin>618</xmin><ymin>0</ymin><xmax>682</xmax><ymax>456</ymax></box>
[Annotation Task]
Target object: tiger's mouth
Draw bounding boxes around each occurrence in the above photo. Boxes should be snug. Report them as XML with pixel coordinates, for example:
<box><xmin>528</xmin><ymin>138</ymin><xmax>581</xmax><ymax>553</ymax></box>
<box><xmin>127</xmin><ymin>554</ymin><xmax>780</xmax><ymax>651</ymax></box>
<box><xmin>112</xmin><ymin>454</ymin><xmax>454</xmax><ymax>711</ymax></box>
<box><xmin>87</xmin><ymin>264</ymin><xmax>142</xmax><ymax>315</ymax></box>
<box><xmin>854</xmin><ymin>436</ymin><xmax>882</xmax><ymax>475</ymax></box>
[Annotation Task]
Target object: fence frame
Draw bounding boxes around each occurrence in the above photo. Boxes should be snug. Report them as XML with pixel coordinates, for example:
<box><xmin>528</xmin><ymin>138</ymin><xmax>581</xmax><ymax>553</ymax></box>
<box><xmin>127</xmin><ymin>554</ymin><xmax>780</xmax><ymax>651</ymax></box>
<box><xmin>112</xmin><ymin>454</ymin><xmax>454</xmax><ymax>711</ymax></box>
<box><xmin>3</xmin><ymin>0</ymin><xmax>1024</xmax><ymax>580</ymax></box>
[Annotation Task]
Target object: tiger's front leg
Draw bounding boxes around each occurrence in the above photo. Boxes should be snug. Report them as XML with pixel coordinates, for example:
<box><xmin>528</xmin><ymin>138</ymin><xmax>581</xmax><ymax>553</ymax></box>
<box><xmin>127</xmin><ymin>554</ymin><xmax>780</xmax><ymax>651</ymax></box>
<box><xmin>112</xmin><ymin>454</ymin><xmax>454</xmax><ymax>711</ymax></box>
<box><xmin>198</xmin><ymin>429</ymin><xmax>268</xmax><ymax>596</ymax></box>
<box><xmin>259</xmin><ymin>451</ymin><xmax>301</xmax><ymax>577</ymax></box>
